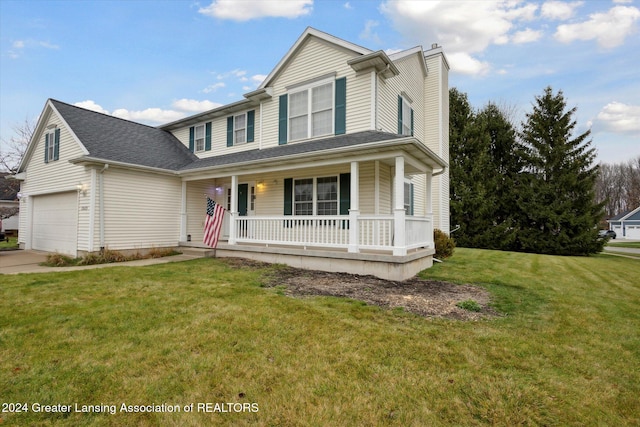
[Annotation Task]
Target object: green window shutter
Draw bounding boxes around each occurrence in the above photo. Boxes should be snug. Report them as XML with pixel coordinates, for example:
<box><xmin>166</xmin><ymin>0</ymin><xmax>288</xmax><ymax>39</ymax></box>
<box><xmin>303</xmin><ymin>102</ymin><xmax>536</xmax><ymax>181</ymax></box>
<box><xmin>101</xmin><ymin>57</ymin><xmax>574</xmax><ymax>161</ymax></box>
<box><xmin>53</xmin><ymin>128</ymin><xmax>60</xmax><ymax>160</ymax></box>
<box><xmin>188</xmin><ymin>126</ymin><xmax>195</xmax><ymax>153</ymax></box>
<box><xmin>44</xmin><ymin>133</ymin><xmax>49</xmax><ymax>163</ymax></box>
<box><xmin>227</xmin><ymin>117</ymin><xmax>234</xmax><ymax>147</ymax></box>
<box><xmin>334</xmin><ymin>77</ymin><xmax>346</xmax><ymax>135</ymax></box>
<box><xmin>339</xmin><ymin>173</ymin><xmax>351</xmax><ymax>215</ymax></box>
<box><xmin>410</xmin><ymin>108</ymin><xmax>414</xmax><ymax>136</ymax></box>
<box><xmin>278</xmin><ymin>95</ymin><xmax>288</xmax><ymax>145</ymax></box>
<box><xmin>284</xmin><ymin>178</ymin><xmax>293</xmax><ymax>215</ymax></box>
<box><xmin>397</xmin><ymin>95</ymin><xmax>403</xmax><ymax>135</ymax></box>
<box><xmin>205</xmin><ymin>122</ymin><xmax>212</xmax><ymax>151</ymax></box>
<box><xmin>247</xmin><ymin>110</ymin><xmax>255</xmax><ymax>142</ymax></box>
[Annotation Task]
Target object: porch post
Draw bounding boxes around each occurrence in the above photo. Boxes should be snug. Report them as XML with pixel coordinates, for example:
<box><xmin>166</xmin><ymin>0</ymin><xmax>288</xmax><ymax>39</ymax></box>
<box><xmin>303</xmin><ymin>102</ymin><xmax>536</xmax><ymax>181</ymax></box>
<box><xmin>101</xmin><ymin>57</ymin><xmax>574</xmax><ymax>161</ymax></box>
<box><xmin>425</xmin><ymin>171</ymin><xmax>434</xmax><ymax>247</ymax></box>
<box><xmin>229</xmin><ymin>175</ymin><xmax>238</xmax><ymax>245</ymax></box>
<box><xmin>393</xmin><ymin>156</ymin><xmax>407</xmax><ymax>256</ymax></box>
<box><xmin>426</xmin><ymin>171</ymin><xmax>433</xmax><ymax>216</ymax></box>
<box><xmin>180</xmin><ymin>181</ymin><xmax>187</xmax><ymax>242</ymax></box>
<box><xmin>348</xmin><ymin>161</ymin><xmax>360</xmax><ymax>253</ymax></box>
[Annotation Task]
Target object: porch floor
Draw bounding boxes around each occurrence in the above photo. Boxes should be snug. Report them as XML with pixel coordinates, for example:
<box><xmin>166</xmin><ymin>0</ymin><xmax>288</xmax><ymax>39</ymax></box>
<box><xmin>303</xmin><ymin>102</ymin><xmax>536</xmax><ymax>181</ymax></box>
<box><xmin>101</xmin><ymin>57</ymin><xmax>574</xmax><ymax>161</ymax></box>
<box><xmin>179</xmin><ymin>241</ymin><xmax>435</xmax><ymax>281</ymax></box>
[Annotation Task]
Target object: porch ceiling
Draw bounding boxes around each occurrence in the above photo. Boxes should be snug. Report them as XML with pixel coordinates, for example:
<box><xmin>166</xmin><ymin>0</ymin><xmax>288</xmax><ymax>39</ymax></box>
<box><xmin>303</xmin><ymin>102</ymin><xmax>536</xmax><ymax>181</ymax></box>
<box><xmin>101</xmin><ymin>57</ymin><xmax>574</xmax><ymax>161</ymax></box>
<box><xmin>179</xmin><ymin>131</ymin><xmax>447</xmax><ymax>179</ymax></box>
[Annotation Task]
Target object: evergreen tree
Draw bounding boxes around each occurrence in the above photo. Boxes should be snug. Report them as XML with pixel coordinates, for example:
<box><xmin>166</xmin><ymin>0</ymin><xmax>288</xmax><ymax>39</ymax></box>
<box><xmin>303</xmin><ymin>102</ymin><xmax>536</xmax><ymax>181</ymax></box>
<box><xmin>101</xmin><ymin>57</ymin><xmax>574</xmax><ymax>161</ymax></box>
<box><xmin>449</xmin><ymin>88</ymin><xmax>494</xmax><ymax>248</ymax></box>
<box><xmin>515</xmin><ymin>87</ymin><xmax>604</xmax><ymax>255</ymax></box>
<box><xmin>475</xmin><ymin>102</ymin><xmax>522</xmax><ymax>250</ymax></box>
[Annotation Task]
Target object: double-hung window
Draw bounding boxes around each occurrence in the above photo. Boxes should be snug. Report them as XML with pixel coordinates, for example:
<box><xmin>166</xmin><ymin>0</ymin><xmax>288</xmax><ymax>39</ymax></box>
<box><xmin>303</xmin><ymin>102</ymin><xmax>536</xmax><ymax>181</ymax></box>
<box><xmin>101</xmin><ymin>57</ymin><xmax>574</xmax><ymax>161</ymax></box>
<box><xmin>44</xmin><ymin>128</ymin><xmax>60</xmax><ymax>163</ymax></box>
<box><xmin>289</xmin><ymin>80</ymin><xmax>334</xmax><ymax>141</ymax></box>
<box><xmin>316</xmin><ymin>177</ymin><xmax>338</xmax><ymax>215</ymax></box>
<box><xmin>194</xmin><ymin>124</ymin><xmax>205</xmax><ymax>152</ymax></box>
<box><xmin>398</xmin><ymin>94</ymin><xmax>414</xmax><ymax>136</ymax></box>
<box><xmin>293</xmin><ymin>176</ymin><xmax>338</xmax><ymax>216</ymax></box>
<box><xmin>294</xmin><ymin>178</ymin><xmax>314</xmax><ymax>215</ymax></box>
<box><xmin>234</xmin><ymin>113</ymin><xmax>246</xmax><ymax>144</ymax></box>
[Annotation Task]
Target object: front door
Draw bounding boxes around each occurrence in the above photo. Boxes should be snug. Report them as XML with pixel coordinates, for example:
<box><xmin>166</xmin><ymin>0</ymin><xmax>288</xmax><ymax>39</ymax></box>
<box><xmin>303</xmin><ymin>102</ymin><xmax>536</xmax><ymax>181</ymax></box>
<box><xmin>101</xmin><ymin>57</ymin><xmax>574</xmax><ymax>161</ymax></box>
<box><xmin>238</xmin><ymin>183</ymin><xmax>249</xmax><ymax>216</ymax></box>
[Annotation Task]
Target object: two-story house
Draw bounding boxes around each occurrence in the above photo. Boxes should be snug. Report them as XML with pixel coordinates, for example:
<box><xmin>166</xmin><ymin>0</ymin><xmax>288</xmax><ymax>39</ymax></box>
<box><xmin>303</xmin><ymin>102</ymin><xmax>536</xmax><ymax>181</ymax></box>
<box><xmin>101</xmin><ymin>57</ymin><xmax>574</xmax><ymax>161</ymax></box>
<box><xmin>13</xmin><ymin>27</ymin><xmax>449</xmax><ymax>280</ymax></box>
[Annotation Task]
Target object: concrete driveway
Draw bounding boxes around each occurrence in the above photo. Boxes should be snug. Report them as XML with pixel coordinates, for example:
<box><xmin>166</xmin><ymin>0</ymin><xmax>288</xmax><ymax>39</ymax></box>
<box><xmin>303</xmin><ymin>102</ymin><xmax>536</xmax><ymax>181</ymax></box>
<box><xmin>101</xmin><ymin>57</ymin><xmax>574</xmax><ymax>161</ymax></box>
<box><xmin>0</xmin><ymin>250</ymin><xmax>50</xmax><ymax>274</ymax></box>
<box><xmin>0</xmin><ymin>249</ymin><xmax>205</xmax><ymax>274</ymax></box>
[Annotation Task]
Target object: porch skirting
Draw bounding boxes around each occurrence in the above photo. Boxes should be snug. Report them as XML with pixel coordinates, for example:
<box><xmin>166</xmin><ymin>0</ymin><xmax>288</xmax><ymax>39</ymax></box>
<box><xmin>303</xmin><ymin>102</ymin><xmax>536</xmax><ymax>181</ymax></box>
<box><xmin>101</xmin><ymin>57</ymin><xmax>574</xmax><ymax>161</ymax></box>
<box><xmin>180</xmin><ymin>242</ymin><xmax>434</xmax><ymax>281</ymax></box>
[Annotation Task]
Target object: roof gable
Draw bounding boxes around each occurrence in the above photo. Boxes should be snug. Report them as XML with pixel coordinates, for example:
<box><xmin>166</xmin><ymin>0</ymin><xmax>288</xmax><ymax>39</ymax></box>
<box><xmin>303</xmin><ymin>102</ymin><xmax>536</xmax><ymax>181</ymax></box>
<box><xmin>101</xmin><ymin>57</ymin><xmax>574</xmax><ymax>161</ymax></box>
<box><xmin>49</xmin><ymin>100</ymin><xmax>197</xmax><ymax>170</ymax></box>
<box><xmin>258</xmin><ymin>27</ymin><xmax>372</xmax><ymax>90</ymax></box>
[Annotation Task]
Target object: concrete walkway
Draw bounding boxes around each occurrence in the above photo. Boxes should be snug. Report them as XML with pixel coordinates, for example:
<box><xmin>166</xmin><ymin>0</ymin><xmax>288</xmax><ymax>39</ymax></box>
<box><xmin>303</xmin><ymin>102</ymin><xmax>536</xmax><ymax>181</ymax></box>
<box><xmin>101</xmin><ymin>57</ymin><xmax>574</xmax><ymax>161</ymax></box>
<box><xmin>0</xmin><ymin>249</ymin><xmax>207</xmax><ymax>275</ymax></box>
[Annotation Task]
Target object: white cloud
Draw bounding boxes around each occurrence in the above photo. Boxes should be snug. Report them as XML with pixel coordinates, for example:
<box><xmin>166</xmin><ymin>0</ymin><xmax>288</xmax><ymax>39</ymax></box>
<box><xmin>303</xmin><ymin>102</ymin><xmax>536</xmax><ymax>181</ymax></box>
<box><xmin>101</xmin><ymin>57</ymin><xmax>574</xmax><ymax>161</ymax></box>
<box><xmin>199</xmin><ymin>0</ymin><xmax>312</xmax><ymax>21</ymax></box>
<box><xmin>380</xmin><ymin>0</ymin><xmax>540</xmax><ymax>76</ymax></box>
<box><xmin>172</xmin><ymin>99</ymin><xmax>222</xmax><ymax>112</ymax></box>
<box><xmin>512</xmin><ymin>28</ymin><xmax>543</xmax><ymax>44</ymax></box>
<box><xmin>541</xmin><ymin>1</ymin><xmax>583</xmax><ymax>21</ymax></box>
<box><xmin>74</xmin><ymin>100</ymin><xmax>109</xmax><ymax>114</ymax></box>
<box><xmin>112</xmin><ymin>108</ymin><xmax>186</xmax><ymax>123</ymax></box>
<box><xmin>595</xmin><ymin>102</ymin><xmax>640</xmax><ymax>133</ymax></box>
<box><xmin>12</xmin><ymin>40</ymin><xmax>25</xmax><ymax>49</ymax></box>
<box><xmin>251</xmin><ymin>74</ymin><xmax>267</xmax><ymax>86</ymax></box>
<box><xmin>448</xmin><ymin>52</ymin><xmax>491</xmax><ymax>76</ymax></box>
<box><xmin>344</xmin><ymin>2</ymin><xmax>353</xmax><ymax>10</ymax></box>
<box><xmin>360</xmin><ymin>20</ymin><xmax>382</xmax><ymax>45</ymax></box>
<box><xmin>555</xmin><ymin>5</ymin><xmax>640</xmax><ymax>48</ymax></box>
<box><xmin>203</xmin><ymin>82</ymin><xmax>226</xmax><ymax>93</ymax></box>
<box><xmin>73</xmin><ymin>98</ymin><xmax>223</xmax><ymax>124</ymax></box>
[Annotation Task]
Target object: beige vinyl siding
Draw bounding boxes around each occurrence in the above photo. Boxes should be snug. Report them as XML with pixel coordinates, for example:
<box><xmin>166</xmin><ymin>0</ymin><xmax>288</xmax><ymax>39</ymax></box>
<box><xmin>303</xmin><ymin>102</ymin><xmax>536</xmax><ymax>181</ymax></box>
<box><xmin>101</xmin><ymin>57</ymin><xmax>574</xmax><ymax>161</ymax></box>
<box><xmin>423</xmin><ymin>51</ymin><xmax>450</xmax><ymax>233</ymax></box>
<box><xmin>170</xmin><ymin>108</ymin><xmax>263</xmax><ymax>160</ymax></box>
<box><xmin>262</xmin><ymin>36</ymin><xmax>370</xmax><ymax>148</ymax></box>
<box><xmin>101</xmin><ymin>169</ymin><xmax>181</xmax><ymax>250</ymax></box>
<box><xmin>18</xmin><ymin>108</ymin><xmax>92</xmax><ymax>250</ymax></box>
<box><xmin>185</xmin><ymin>179</ymin><xmax>230</xmax><ymax>243</ymax></box>
<box><xmin>377</xmin><ymin>53</ymin><xmax>425</xmax><ymax>138</ymax></box>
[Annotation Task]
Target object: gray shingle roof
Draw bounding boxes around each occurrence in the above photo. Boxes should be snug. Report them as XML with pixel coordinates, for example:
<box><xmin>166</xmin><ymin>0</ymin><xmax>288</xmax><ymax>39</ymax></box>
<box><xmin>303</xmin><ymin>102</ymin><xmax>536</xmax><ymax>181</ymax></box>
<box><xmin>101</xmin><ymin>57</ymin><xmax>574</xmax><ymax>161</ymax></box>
<box><xmin>51</xmin><ymin>99</ymin><xmax>412</xmax><ymax>173</ymax></box>
<box><xmin>179</xmin><ymin>131</ymin><xmax>405</xmax><ymax>171</ymax></box>
<box><xmin>51</xmin><ymin>99</ymin><xmax>197</xmax><ymax>170</ymax></box>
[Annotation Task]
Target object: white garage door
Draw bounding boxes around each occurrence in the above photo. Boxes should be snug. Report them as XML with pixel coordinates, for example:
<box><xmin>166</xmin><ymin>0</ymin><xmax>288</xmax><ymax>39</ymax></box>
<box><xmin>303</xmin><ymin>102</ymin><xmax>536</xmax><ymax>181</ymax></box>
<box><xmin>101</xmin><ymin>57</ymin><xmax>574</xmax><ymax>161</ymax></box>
<box><xmin>32</xmin><ymin>192</ymin><xmax>78</xmax><ymax>256</ymax></box>
<box><xmin>626</xmin><ymin>225</ymin><xmax>640</xmax><ymax>239</ymax></box>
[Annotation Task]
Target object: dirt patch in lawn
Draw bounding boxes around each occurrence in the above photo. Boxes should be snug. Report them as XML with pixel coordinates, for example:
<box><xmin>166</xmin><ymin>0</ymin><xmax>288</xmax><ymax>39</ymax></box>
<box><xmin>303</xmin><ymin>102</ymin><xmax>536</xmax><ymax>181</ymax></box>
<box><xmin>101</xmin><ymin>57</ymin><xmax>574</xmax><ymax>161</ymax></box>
<box><xmin>222</xmin><ymin>258</ymin><xmax>499</xmax><ymax>320</ymax></box>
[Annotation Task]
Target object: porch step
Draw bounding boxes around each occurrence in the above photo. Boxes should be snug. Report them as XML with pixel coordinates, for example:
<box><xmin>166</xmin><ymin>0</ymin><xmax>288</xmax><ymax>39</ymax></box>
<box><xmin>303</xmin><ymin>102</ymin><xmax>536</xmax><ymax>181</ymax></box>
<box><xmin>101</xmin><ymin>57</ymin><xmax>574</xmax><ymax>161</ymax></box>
<box><xmin>179</xmin><ymin>247</ymin><xmax>216</xmax><ymax>258</ymax></box>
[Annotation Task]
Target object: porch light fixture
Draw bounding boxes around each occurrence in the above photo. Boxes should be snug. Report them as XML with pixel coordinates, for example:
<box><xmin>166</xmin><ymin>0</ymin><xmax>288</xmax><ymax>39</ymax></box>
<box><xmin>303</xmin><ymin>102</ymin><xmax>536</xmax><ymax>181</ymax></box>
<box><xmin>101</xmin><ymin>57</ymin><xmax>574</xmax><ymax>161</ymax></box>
<box><xmin>76</xmin><ymin>183</ymin><xmax>87</xmax><ymax>196</ymax></box>
<box><xmin>257</xmin><ymin>181</ymin><xmax>265</xmax><ymax>189</ymax></box>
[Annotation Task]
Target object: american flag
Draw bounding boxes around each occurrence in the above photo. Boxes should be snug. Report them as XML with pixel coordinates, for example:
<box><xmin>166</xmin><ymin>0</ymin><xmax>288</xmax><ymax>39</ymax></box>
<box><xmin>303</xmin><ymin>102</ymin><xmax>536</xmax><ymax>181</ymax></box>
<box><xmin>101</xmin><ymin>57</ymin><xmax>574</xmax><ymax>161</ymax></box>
<box><xmin>203</xmin><ymin>197</ymin><xmax>225</xmax><ymax>248</ymax></box>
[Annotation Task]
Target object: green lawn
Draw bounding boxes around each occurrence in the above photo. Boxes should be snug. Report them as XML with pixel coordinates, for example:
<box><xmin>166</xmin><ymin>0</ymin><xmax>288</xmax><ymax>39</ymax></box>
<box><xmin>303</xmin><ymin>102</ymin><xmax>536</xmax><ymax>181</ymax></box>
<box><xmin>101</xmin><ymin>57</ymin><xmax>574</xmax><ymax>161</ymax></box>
<box><xmin>607</xmin><ymin>241</ymin><xmax>640</xmax><ymax>248</ymax></box>
<box><xmin>1</xmin><ymin>249</ymin><xmax>638</xmax><ymax>426</ymax></box>
<box><xmin>0</xmin><ymin>236</ymin><xmax>18</xmax><ymax>250</ymax></box>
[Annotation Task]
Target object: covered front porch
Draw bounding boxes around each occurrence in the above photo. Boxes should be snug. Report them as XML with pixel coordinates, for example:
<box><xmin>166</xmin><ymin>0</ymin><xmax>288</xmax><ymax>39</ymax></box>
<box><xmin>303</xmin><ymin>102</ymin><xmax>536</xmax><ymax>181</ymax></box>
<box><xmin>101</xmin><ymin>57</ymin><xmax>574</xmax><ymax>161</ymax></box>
<box><xmin>178</xmin><ymin>133</ymin><xmax>446</xmax><ymax>279</ymax></box>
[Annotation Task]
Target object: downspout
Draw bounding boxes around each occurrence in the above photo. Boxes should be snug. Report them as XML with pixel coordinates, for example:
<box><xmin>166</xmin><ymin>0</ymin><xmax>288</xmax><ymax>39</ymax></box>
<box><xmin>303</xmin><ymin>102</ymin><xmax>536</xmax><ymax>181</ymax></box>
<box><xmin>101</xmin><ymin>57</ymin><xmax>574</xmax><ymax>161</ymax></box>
<box><xmin>99</xmin><ymin>164</ymin><xmax>109</xmax><ymax>251</ymax></box>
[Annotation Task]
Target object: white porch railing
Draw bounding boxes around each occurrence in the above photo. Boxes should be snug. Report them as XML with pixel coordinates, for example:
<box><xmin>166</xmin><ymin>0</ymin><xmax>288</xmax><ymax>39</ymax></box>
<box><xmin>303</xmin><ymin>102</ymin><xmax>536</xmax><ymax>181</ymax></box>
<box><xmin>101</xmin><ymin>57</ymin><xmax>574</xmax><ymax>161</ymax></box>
<box><xmin>406</xmin><ymin>215</ymin><xmax>434</xmax><ymax>250</ymax></box>
<box><xmin>233</xmin><ymin>214</ymin><xmax>433</xmax><ymax>253</ymax></box>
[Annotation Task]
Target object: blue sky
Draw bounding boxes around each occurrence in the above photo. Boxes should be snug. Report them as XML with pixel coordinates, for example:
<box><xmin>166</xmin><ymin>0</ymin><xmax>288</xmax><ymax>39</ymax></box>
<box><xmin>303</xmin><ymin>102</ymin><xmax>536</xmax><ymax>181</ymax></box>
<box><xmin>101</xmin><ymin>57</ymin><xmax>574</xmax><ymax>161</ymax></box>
<box><xmin>1</xmin><ymin>0</ymin><xmax>638</xmax><ymax>165</ymax></box>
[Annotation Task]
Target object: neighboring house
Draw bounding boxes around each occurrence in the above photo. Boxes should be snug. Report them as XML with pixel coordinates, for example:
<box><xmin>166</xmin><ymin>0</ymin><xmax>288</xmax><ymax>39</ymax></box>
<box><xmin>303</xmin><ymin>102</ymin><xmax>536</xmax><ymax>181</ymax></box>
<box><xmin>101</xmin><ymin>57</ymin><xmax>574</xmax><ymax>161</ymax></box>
<box><xmin>14</xmin><ymin>27</ymin><xmax>449</xmax><ymax>280</ymax></box>
<box><xmin>0</xmin><ymin>172</ymin><xmax>20</xmax><ymax>234</ymax></box>
<box><xmin>608</xmin><ymin>206</ymin><xmax>640</xmax><ymax>239</ymax></box>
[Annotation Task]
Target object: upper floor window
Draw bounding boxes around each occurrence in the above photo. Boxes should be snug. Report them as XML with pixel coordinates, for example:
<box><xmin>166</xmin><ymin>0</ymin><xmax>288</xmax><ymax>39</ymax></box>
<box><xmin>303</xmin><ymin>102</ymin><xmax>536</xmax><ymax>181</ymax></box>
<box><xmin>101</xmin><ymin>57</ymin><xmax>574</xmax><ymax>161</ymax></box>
<box><xmin>189</xmin><ymin>122</ymin><xmax>211</xmax><ymax>153</ymax></box>
<box><xmin>398</xmin><ymin>95</ymin><xmax>414</xmax><ymax>136</ymax></box>
<box><xmin>194</xmin><ymin>124</ymin><xmax>205</xmax><ymax>152</ymax></box>
<box><xmin>44</xmin><ymin>128</ymin><xmax>60</xmax><ymax>163</ymax></box>
<box><xmin>226</xmin><ymin>110</ymin><xmax>254</xmax><ymax>147</ymax></box>
<box><xmin>279</xmin><ymin>77</ymin><xmax>346</xmax><ymax>145</ymax></box>
<box><xmin>289</xmin><ymin>81</ymin><xmax>334</xmax><ymax>141</ymax></box>
<box><xmin>234</xmin><ymin>113</ymin><xmax>246</xmax><ymax>144</ymax></box>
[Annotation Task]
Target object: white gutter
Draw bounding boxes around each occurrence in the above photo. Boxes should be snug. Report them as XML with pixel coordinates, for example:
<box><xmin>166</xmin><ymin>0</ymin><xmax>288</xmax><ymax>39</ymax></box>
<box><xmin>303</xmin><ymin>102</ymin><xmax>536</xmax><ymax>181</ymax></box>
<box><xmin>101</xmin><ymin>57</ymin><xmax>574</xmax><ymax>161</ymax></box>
<box><xmin>99</xmin><ymin>164</ymin><xmax>109</xmax><ymax>250</ymax></box>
